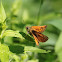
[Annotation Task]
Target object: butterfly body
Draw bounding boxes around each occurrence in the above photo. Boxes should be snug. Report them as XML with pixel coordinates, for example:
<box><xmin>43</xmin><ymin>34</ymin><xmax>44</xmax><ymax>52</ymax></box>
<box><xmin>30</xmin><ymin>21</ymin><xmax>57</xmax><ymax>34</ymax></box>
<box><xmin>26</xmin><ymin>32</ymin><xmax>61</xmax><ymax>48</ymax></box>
<box><xmin>26</xmin><ymin>25</ymin><xmax>48</xmax><ymax>46</ymax></box>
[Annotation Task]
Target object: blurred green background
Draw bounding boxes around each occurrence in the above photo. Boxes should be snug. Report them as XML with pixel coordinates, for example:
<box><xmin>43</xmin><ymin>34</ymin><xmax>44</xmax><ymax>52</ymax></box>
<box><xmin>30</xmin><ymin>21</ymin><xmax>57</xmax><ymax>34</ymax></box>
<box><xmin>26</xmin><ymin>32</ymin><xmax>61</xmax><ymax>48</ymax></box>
<box><xmin>0</xmin><ymin>0</ymin><xmax>62</xmax><ymax>62</ymax></box>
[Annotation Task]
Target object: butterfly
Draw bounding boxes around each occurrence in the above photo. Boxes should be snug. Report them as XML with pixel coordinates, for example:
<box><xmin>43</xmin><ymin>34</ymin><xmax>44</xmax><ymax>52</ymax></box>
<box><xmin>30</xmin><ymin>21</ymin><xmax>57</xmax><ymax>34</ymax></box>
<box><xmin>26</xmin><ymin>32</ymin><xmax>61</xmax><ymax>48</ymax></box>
<box><xmin>26</xmin><ymin>25</ymin><xmax>48</xmax><ymax>46</ymax></box>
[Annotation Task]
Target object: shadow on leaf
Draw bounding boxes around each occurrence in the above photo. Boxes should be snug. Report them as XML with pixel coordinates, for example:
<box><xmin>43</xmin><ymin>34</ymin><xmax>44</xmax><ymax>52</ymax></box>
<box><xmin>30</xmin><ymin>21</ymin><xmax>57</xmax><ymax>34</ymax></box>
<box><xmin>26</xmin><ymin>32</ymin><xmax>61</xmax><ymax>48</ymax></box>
<box><xmin>19</xmin><ymin>32</ymin><xmax>34</xmax><ymax>42</ymax></box>
<box><xmin>9</xmin><ymin>45</ymin><xmax>24</xmax><ymax>54</ymax></box>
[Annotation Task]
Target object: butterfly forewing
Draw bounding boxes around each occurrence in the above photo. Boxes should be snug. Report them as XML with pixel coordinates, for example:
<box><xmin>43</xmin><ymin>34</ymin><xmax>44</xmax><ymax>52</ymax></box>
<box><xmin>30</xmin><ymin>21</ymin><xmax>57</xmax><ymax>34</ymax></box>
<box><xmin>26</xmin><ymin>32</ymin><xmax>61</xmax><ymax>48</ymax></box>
<box><xmin>31</xmin><ymin>25</ymin><xmax>47</xmax><ymax>33</ymax></box>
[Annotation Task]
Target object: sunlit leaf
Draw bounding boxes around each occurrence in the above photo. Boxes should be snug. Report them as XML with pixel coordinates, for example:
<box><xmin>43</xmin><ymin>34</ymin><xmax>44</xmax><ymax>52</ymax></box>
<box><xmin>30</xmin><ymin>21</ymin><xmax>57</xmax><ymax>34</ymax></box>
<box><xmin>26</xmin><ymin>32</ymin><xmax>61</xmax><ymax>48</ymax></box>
<box><xmin>27</xmin><ymin>59</ymin><xmax>39</xmax><ymax>62</ymax></box>
<box><xmin>11</xmin><ymin>0</ymin><xmax>22</xmax><ymax>15</ymax></box>
<box><xmin>0</xmin><ymin>2</ymin><xmax>6</xmax><ymax>23</ymax></box>
<box><xmin>0</xmin><ymin>44</ymin><xmax>9</xmax><ymax>62</ymax></box>
<box><xmin>3</xmin><ymin>30</ymin><xmax>23</xmax><ymax>38</ymax></box>
<box><xmin>21</xmin><ymin>53</ymin><xmax>28</xmax><ymax>62</ymax></box>
<box><xmin>22</xmin><ymin>9</ymin><xmax>29</xmax><ymax>21</ymax></box>
<box><xmin>55</xmin><ymin>32</ymin><xmax>62</xmax><ymax>62</ymax></box>
<box><xmin>24</xmin><ymin>46</ymin><xmax>50</xmax><ymax>53</ymax></box>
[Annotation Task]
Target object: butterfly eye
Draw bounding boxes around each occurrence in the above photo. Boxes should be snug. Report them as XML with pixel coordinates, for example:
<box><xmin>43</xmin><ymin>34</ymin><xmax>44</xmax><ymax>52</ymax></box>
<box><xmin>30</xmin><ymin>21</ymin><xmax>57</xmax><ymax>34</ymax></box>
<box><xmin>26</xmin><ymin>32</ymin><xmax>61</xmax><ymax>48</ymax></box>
<box><xmin>26</xmin><ymin>27</ymin><xmax>28</xmax><ymax>30</ymax></box>
<box><xmin>26</xmin><ymin>26</ymin><xmax>30</xmax><ymax>31</ymax></box>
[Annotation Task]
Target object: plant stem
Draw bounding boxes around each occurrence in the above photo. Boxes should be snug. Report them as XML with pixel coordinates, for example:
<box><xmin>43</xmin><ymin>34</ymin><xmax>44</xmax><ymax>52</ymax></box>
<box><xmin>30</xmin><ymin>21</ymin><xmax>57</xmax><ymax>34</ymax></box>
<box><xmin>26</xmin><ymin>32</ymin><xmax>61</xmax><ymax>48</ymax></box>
<box><xmin>36</xmin><ymin>0</ymin><xmax>44</xmax><ymax>25</ymax></box>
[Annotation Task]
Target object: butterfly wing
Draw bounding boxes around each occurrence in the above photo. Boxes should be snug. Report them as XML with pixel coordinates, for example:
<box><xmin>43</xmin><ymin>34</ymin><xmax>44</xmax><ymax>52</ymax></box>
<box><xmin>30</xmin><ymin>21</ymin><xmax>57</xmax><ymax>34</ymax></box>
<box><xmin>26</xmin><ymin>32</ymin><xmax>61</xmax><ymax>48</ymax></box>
<box><xmin>36</xmin><ymin>32</ymin><xmax>48</xmax><ymax>42</ymax></box>
<box><xmin>32</xmin><ymin>31</ymin><xmax>48</xmax><ymax>45</ymax></box>
<box><xmin>32</xmin><ymin>34</ymin><xmax>39</xmax><ymax>46</ymax></box>
<box><xmin>31</xmin><ymin>25</ymin><xmax>47</xmax><ymax>33</ymax></box>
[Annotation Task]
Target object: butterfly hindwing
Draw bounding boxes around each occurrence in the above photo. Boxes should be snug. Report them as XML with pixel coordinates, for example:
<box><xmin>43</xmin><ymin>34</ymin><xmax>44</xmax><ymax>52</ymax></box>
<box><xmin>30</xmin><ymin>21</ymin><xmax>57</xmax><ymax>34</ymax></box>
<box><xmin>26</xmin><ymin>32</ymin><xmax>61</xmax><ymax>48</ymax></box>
<box><xmin>36</xmin><ymin>33</ymin><xmax>48</xmax><ymax>42</ymax></box>
<box><xmin>32</xmin><ymin>31</ymin><xmax>48</xmax><ymax>43</ymax></box>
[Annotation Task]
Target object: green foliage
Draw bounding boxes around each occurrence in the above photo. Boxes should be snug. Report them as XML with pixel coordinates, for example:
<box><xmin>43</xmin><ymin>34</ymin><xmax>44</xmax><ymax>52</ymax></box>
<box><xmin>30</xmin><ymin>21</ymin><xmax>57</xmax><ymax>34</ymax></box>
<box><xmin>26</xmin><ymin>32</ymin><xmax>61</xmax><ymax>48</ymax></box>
<box><xmin>24</xmin><ymin>46</ymin><xmax>50</xmax><ymax>53</ymax></box>
<box><xmin>0</xmin><ymin>2</ymin><xmax>6</xmax><ymax>23</ymax></box>
<box><xmin>55</xmin><ymin>32</ymin><xmax>62</xmax><ymax>62</ymax></box>
<box><xmin>3</xmin><ymin>30</ymin><xmax>23</xmax><ymax>38</ymax></box>
<box><xmin>47</xmin><ymin>19</ymin><xmax>62</xmax><ymax>31</ymax></box>
<box><xmin>0</xmin><ymin>0</ymin><xmax>62</xmax><ymax>62</ymax></box>
<box><xmin>0</xmin><ymin>44</ymin><xmax>9</xmax><ymax>62</ymax></box>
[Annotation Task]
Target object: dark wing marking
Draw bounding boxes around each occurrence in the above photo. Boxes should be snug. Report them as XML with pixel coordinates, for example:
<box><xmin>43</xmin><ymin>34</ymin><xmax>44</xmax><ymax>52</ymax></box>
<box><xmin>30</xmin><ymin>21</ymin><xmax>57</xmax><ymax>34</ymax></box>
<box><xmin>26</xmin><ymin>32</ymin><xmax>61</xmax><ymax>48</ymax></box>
<box><xmin>32</xmin><ymin>34</ymin><xmax>39</xmax><ymax>46</ymax></box>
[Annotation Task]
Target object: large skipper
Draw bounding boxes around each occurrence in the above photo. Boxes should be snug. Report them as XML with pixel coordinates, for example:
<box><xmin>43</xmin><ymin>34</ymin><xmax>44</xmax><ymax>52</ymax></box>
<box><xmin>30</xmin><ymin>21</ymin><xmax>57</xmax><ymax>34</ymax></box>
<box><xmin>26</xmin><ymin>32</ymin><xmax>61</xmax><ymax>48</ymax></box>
<box><xmin>26</xmin><ymin>25</ymin><xmax>48</xmax><ymax>46</ymax></box>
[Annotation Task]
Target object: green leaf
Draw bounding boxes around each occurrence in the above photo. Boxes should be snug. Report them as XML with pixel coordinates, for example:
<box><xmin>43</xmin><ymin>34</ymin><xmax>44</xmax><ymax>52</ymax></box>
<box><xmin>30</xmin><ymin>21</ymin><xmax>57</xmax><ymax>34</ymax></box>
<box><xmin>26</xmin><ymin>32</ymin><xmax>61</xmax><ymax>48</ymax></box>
<box><xmin>47</xmin><ymin>19</ymin><xmax>62</xmax><ymax>31</ymax></box>
<box><xmin>3</xmin><ymin>30</ymin><xmax>23</xmax><ymax>38</ymax></box>
<box><xmin>19</xmin><ymin>32</ymin><xmax>34</xmax><ymax>42</ymax></box>
<box><xmin>9</xmin><ymin>52</ymin><xmax>20</xmax><ymax>62</ymax></box>
<box><xmin>24</xmin><ymin>46</ymin><xmax>50</xmax><ymax>53</ymax></box>
<box><xmin>27</xmin><ymin>59</ymin><xmax>39</xmax><ymax>62</ymax></box>
<box><xmin>0</xmin><ymin>44</ymin><xmax>9</xmax><ymax>62</ymax></box>
<box><xmin>55</xmin><ymin>32</ymin><xmax>62</xmax><ymax>62</ymax></box>
<box><xmin>1</xmin><ymin>22</ymin><xmax>7</xmax><ymax>38</ymax></box>
<box><xmin>0</xmin><ymin>2</ymin><xmax>6</xmax><ymax>23</ymax></box>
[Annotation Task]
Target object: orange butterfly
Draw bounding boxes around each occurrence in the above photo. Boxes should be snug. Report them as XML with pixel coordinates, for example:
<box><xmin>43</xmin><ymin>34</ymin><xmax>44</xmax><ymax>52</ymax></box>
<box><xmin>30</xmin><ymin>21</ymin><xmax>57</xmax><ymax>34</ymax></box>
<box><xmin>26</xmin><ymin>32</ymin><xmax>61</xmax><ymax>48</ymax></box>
<box><xmin>26</xmin><ymin>25</ymin><xmax>48</xmax><ymax>46</ymax></box>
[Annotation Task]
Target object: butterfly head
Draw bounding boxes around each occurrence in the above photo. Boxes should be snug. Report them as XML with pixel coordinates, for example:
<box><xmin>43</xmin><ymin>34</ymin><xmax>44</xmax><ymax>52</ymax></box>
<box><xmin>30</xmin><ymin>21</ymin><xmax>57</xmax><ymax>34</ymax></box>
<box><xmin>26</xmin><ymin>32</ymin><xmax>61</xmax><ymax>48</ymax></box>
<box><xmin>26</xmin><ymin>26</ymin><xmax>31</xmax><ymax>33</ymax></box>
